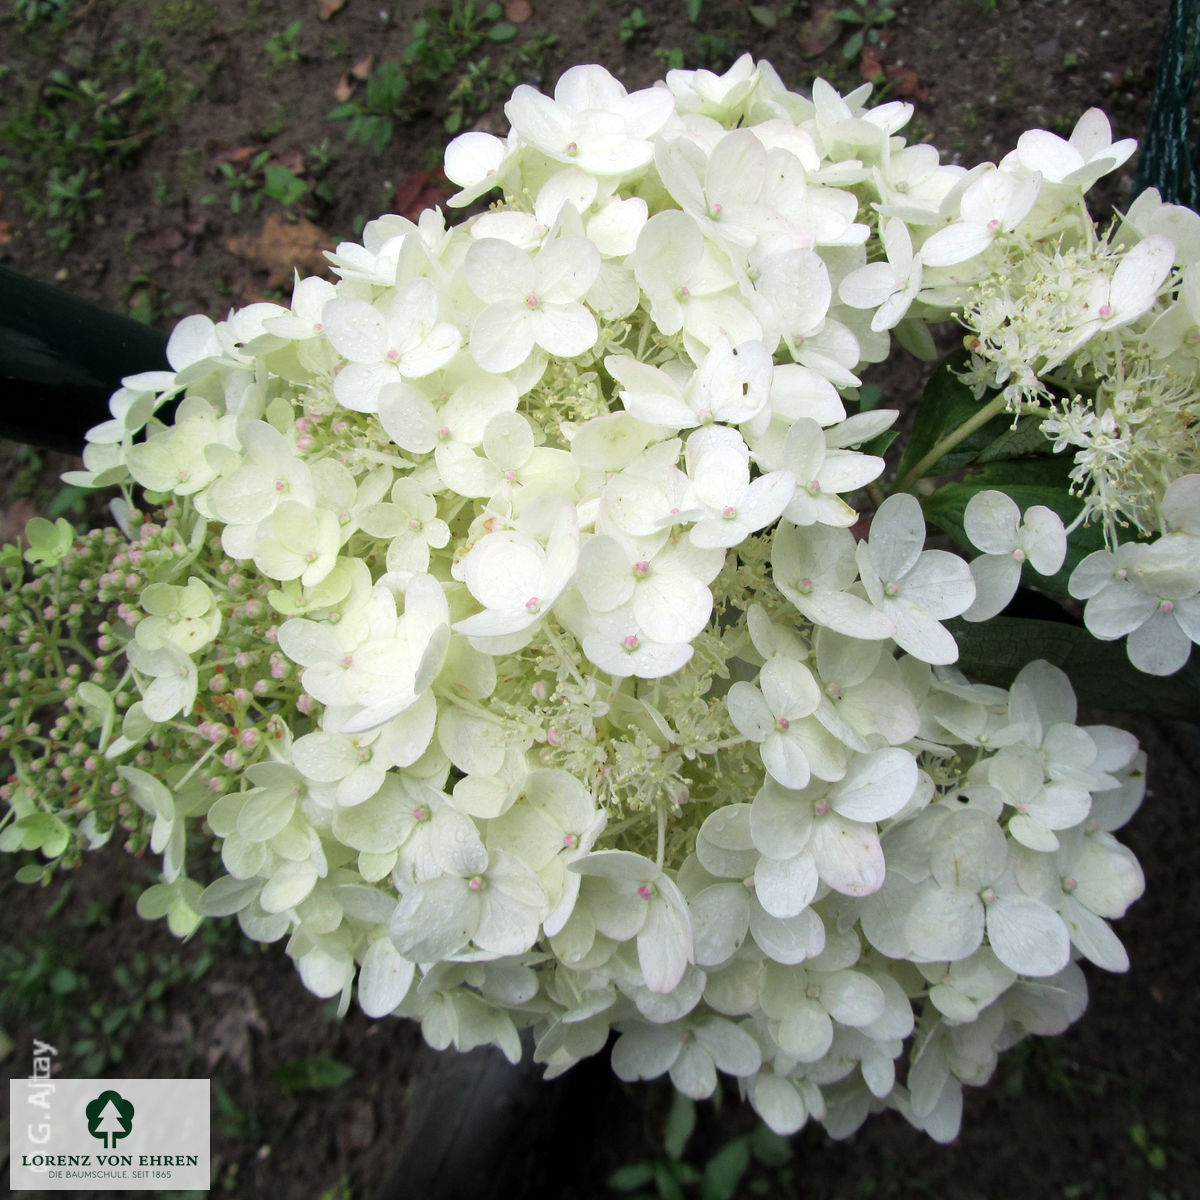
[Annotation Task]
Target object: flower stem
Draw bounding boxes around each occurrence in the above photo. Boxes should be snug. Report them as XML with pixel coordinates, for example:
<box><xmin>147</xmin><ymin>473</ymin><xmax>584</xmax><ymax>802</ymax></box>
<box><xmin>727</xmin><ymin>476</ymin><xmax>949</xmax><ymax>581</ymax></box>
<box><xmin>891</xmin><ymin>393</ymin><xmax>1009</xmax><ymax>495</ymax></box>
<box><xmin>173</xmin><ymin>737</ymin><xmax>222</xmax><ymax>791</ymax></box>
<box><xmin>655</xmin><ymin>794</ymin><xmax>666</xmax><ymax>870</ymax></box>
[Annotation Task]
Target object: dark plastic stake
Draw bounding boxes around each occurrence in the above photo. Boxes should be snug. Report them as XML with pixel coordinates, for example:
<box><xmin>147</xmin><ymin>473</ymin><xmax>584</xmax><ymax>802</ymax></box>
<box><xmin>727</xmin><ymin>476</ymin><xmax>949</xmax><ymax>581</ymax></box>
<box><xmin>376</xmin><ymin>1034</ymin><xmax>617</xmax><ymax>1200</ymax></box>
<box><xmin>0</xmin><ymin>266</ymin><xmax>168</xmax><ymax>454</ymax></box>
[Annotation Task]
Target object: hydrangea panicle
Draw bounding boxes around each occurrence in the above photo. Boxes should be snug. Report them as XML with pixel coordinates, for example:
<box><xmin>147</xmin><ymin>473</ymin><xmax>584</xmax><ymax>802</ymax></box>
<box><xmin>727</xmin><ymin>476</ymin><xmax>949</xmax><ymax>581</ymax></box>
<box><xmin>3</xmin><ymin>57</ymin><xmax>1170</xmax><ymax>1147</ymax></box>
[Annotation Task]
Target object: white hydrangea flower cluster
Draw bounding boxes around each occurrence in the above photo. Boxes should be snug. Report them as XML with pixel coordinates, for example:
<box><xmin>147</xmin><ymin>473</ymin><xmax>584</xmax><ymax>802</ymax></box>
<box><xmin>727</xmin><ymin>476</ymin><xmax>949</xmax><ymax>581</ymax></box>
<box><xmin>900</xmin><ymin>116</ymin><xmax>1200</xmax><ymax>675</ymax></box>
<box><xmin>52</xmin><ymin>58</ymin><xmax>1159</xmax><ymax>1140</ymax></box>
<box><xmin>1068</xmin><ymin>474</ymin><xmax>1200</xmax><ymax>674</ymax></box>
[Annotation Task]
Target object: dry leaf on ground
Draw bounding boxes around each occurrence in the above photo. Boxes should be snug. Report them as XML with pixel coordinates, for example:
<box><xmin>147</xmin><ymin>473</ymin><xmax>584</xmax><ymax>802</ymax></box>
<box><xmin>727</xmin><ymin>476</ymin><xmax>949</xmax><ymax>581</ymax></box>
<box><xmin>391</xmin><ymin>169</ymin><xmax>452</xmax><ymax>223</ymax></box>
<box><xmin>860</xmin><ymin>46</ymin><xmax>885</xmax><ymax>79</ymax></box>
<box><xmin>884</xmin><ymin>66</ymin><xmax>930</xmax><ymax>101</ymax></box>
<box><xmin>225</xmin><ymin>212</ymin><xmax>331</xmax><ymax>290</ymax></box>
<box><xmin>204</xmin><ymin>981</ymin><xmax>268</xmax><ymax>1076</ymax></box>
<box><xmin>275</xmin><ymin>149</ymin><xmax>306</xmax><ymax>175</ymax></box>
<box><xmin>506</xmin><ymin>0</ymin><xmax>532</xmax><ymax>21</ymax></box>
<box><xmin>800</xmin><ymin>5</ymin><xmax>842</xmax><ymax>56</ymax></box>
<box><xmin>859</xmin><ymin>47</ymin><xmax>930</xmax><ymax>101</ymax></box>
<box><xmin>0</xmin><ymin>496</ymin><xmax>36</xmax><ymax>549</ymax></box>
<box><xmin>318</xmin><ymin>0</ymin><xmax>346</xmax><ymax>19</ymax></box>
<box><xmin>210</xmin><ymin>143</ymin><xmax>265</xmax><ymax>168</ymax></box>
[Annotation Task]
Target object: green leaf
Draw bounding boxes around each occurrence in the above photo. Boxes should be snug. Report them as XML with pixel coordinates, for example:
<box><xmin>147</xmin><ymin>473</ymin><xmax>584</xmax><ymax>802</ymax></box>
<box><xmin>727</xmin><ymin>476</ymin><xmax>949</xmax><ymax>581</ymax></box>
<box><xmin>857</xmin><ymin>383</ymin><xmax>883</xmax><ymax>410</ymax></box>
<box><xmin>749</xmin><ymin>1122</ymin><xmax>792</xmax><ymax>1166</ymax></box>
<box><xmin>893</xmin><ymin>353</ymin><xmax>1014</xmax><ymax>483</ymax></box>
<box><xmin>271</xmin><ymin>1054</ymin><xmax>355</xmax><ymax>1093</ymax></box>
<box><xmin>860</xmin><ymin>428</ymin><xmax>898</xmax><ymax>459</ymax></box>
<box><xmin>663</xmin><ymin>1092</ymin><xmax>696</xmax><ymax>1161</ymax></box>
<box><xmin>748</xmin><ymin>5</ymin><xmax>777</xmax><ymax>28</ymax></box>
<box><xmin>607</xmin><ymin>1163</ymin><xmax>656</xmax><ymax>1191</ymax></box>
<box><xmin>487</xmin><ymin>21</ymin><xmax>517</xmax><ymax>41</ymax></box>
<box><xmin>51</xmin><ymin>967</ymin><xmax>80</xmax><ymax>995</ymax></box>
<box><xmin>700</xmin><ymin>1137</ymin><xmax>751</xmax><ymax>1200</ymax></box>
<box><xmin>263</xmin><ymin>164</ymin><xmax>308</xmax><ymax>205</ymax></box>
<box><xmin>920</xmin><ymin>457</ymin><xmax>1103</xmax><ymax>595</ymax></box>
<box><xmin>975</xmin><ymin>417</ymin><xmax>1051</xmax><ymax>464</ymax></box>
<box><xmin>687</xmin><ymin>0</ymin><xmax>703</xmax><ymax>21</ymax></box>
<box><xmin>47</xmin><ymin>485</ymin><xmax>92</xmax><ymax>518</ymax></box>
<box><xmin>947</xmin><ymin>616</ymin><xmax>1200</xmax><ymax>720</ymax></box>
<box><xmin>652</xmin><ymin>1160</ymin><xmax>687</xmax><ymax>1200</ymax></box>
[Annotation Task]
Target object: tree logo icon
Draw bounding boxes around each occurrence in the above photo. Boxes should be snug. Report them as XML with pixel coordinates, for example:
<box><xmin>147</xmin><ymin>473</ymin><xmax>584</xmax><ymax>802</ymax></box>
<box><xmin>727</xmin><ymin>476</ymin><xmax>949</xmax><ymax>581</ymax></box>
<box><xmin>85</xmin><ymin>1090</ymin><xmax>135</xmax><ymax>1149</ymax></box>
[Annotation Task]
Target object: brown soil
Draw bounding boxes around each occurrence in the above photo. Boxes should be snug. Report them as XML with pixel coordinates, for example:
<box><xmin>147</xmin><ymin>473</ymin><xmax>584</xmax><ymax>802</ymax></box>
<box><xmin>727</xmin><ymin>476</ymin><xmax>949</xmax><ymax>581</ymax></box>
<box><xmin>2</xmin><ymin>2</ymin><xmax>1197</xmax><ymax>1199</ymax></box>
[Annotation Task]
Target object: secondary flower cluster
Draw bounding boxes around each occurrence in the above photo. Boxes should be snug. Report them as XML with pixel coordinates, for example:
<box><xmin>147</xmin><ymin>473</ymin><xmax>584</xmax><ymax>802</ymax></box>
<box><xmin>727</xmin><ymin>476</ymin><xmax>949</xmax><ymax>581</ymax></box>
<box><xmin>4</xmin><ymin>56</ymin><xmax>1182</xmax><ymax>1140</ymax></box>
<box><xmin>940</xmin><ymin>134</ymin><xmax>1200</xmax><ymax>671</ymax></box>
